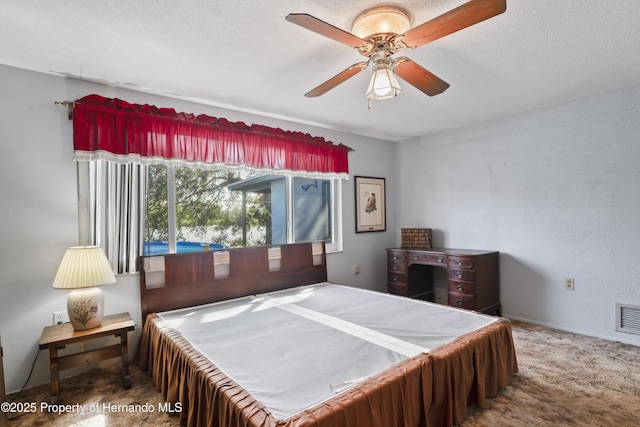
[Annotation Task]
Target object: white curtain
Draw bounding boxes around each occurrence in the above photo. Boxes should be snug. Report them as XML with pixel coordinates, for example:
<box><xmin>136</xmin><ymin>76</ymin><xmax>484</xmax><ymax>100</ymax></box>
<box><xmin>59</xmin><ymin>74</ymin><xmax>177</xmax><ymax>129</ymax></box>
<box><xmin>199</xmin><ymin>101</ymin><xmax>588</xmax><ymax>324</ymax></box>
<box><xmin>79</xmin><ymin>160</ymin><xmax>146</xmax><ymax>274</ymax></box>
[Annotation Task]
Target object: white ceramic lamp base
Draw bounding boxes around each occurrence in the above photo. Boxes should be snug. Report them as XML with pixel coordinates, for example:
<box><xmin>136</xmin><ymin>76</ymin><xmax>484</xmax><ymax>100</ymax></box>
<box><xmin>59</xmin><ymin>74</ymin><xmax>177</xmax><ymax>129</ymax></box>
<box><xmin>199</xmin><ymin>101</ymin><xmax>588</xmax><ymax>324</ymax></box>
<box><xmin>67</xmin><ymin>287</ymin><xmax>105</xmax><ymax>331</ymax></box>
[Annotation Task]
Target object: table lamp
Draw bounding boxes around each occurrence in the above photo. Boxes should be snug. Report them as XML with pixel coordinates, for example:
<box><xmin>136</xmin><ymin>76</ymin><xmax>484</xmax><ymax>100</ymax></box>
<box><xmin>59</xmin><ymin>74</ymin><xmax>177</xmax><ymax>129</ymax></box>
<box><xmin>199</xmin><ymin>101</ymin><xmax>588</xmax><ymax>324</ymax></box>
<box><xmin>52</xmin><ymin>246</ymin><xmax>116</xmax><ymax>331</ymax></box>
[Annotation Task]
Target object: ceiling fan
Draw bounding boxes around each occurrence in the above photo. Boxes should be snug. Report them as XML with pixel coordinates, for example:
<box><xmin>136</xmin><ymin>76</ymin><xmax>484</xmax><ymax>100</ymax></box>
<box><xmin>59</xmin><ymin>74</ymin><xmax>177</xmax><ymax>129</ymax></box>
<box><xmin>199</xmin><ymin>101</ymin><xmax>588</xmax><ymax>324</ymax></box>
<box><xmin>286</xmin><ymin>0</ymin><xmax>506</xmax><ymax>107</ymax></box>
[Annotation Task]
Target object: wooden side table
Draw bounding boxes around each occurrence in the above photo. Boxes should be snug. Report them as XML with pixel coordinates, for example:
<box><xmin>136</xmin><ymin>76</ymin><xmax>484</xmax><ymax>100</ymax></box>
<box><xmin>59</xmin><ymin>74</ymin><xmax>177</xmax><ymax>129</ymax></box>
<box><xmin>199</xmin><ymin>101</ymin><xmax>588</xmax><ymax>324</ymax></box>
<box><xmin>38</xmin><ymin>312</ymin><xmax>135</xmax><ymax>403</ymax></box>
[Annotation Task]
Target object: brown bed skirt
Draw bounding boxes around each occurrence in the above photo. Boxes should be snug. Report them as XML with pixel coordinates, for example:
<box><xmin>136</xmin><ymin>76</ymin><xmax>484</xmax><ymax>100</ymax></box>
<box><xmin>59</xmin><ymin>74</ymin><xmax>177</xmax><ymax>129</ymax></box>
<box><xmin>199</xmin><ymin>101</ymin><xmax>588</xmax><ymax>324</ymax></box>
<box><xmin>139</xmin><ymin>314</ymin><xmax>518</xmax><ymax>427</ymax></box>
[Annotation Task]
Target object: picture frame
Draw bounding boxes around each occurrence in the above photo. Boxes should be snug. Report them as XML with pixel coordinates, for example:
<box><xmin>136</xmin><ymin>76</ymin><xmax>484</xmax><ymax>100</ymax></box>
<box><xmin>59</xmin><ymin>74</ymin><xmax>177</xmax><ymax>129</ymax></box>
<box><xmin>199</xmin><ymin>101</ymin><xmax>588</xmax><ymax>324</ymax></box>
<box><xmin>354</xmin><ymin>176</ymin><xmax>386</xmax><ymax>233</ymax></box>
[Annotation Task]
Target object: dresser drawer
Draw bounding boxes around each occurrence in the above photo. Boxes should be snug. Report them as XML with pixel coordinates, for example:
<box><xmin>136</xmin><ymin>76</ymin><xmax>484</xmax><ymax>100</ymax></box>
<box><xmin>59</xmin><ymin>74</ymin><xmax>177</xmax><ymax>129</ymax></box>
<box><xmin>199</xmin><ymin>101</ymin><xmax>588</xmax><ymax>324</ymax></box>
<box><xmin>449</xmin><ymin>269</ymin><xmax>475</xmax><ymax>282</ymax></box>
<box><xmin>387</xmin><ymin>271</ymin><xmax>407</xmax><ymax>284</ymax></box>
<box><xmin>449</xmin><ymin>256</ymin><xmax>474</xmax><ymax>269</ymax></box>
<box><xmin>408</xmin><ymin>251</ymin><xmax>447</xmax><ymax>266</ymax></box>
<box><xmin>448</xmin><ymin>292</ymin><xmax>475</xmax><ymax>310</ymax></box>
<box><xmin>387</xmin><ymin>250</ymin><xmax>406</xmax><ymax>262</ymax></box>
<box><xmin>388</xmin><ymin>282</ymin><xmax>409</xmax><ymax>297</ymax></box>
<box><xmin>448</xmin><ymin>281</ymin><xmax>475</xmax><ymax>295</ymax></box>
<box><xmin>388</xmin><ymin>260</ymin><xmax>407</xmax><ymax>274</ymax></box>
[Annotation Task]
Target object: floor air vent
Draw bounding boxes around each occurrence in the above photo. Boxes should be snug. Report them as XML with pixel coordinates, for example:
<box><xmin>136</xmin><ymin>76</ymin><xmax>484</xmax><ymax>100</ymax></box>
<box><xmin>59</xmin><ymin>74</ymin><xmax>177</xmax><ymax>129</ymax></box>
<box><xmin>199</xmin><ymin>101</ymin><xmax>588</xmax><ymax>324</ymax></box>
<box><xmin>616</xmin><ymin>303</ymin><xmax>640</xmax><ymax>335</ymax></box>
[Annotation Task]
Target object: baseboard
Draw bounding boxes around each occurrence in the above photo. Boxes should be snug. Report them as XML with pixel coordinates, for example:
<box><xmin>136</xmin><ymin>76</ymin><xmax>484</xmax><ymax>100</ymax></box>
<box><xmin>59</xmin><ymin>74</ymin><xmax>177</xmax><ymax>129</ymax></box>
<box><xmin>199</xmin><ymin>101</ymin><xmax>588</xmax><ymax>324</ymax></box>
<box><xmin>504</xmin><ymin>314</ymin><xmax>640</xmax><ymax>347</ymax></box>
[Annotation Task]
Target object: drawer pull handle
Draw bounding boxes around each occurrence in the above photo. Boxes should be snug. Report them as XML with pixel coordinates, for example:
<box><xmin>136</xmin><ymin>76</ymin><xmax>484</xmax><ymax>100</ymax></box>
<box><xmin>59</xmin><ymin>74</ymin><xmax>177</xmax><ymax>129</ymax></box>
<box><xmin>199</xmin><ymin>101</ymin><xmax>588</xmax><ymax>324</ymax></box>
<box><xmin>456</xmin><ymin>261</ymin><xmax>463</xmax><ymax>266</ymax></box>
<box><xmin>456</xmin><ymin>285</ymin><xmax>464</xmax><ymax>291</ymax></box>
<box><xmin>413</xmin><ymin>256</ymin><xmax>419</xmax><ymax>260</ymax></box>
<box><xmin>437</xmin><ymin>257</ymin><xmax>443</xmax><ymax>263</ymax></box>
<box><xmin>393</xmin><ymin>256</ymin><xmax>398</xmax><ymax>260</ymax></box>
<box><xmin>393</xmin><ymin>266</ymin><xmax>398</xmax><ymax>270</ymax></box>
<box><xmin>456</xmin><ymin>273</ymin><xmax>463</xmax><ymax>278</ymax></box>
<box><xmin>393</xmin><ymin>275</ymin><xmax>398</xmax><ymax>281</ymax></box>
<box><xmin>457</xmin><ymin>300</ymin><xmax>464</xmax><ymax>306</ymax></box>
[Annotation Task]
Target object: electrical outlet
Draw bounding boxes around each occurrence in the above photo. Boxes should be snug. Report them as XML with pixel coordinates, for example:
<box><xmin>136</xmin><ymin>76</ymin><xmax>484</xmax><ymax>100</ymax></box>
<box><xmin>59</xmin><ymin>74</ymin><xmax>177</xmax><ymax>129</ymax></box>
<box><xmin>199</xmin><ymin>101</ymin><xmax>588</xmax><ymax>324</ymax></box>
<box><xmin>353</xmin><ymin>264</ymin><xmax>361</xmax><ymax>275</ymax></box>
<box><xmin>53</xmin><ymin>311</ymin><xmax>68</xmax><ymax>325</ymax></box>
<box><xmin>565</xmin><ymin>278</ymin><xmax>575</xmax><ymax>291</ymax></box>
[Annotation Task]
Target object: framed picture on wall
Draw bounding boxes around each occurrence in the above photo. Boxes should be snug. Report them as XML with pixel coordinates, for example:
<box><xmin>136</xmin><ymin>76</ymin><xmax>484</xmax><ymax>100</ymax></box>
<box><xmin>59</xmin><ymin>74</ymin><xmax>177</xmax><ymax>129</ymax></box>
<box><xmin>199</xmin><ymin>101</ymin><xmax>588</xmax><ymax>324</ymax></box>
<box><xmin>355</xmin><ymin>176</ymin><xmax>386</xmax><ymax>233</ymax></box>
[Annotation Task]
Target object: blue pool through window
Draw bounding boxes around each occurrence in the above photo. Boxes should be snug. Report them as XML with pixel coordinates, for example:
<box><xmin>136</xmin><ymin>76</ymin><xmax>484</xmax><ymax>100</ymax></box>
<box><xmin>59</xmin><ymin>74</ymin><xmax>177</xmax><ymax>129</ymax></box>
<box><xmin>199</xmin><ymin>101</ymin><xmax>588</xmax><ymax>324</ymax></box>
<box><xmin>144</xmin><ymin>241</ymin><xmax>227</xmax><ymax>255</ymax></box>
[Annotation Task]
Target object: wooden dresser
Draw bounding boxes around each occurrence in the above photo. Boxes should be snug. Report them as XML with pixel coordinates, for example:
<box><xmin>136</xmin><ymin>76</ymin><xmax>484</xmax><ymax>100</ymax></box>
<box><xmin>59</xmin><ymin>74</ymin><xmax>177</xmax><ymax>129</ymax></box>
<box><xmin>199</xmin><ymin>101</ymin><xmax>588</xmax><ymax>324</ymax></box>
<box><xmin>387</xmin><ymin>248</ymin><xmax>500</xmax><ymax>315</ymax></box>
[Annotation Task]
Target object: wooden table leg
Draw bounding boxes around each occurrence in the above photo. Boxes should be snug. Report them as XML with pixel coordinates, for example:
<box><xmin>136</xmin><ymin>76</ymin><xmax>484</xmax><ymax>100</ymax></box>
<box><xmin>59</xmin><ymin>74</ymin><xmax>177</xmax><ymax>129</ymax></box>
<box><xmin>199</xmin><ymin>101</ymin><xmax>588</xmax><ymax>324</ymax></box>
<box><xmin>118</xmin><ymin>332</ymin><xmax>131</xmax><ymax>389</ymax></box>
<box><xmin>48</xmin><ymin>346</ymin><xmax>59</xmax><ymax>403</ymax></box>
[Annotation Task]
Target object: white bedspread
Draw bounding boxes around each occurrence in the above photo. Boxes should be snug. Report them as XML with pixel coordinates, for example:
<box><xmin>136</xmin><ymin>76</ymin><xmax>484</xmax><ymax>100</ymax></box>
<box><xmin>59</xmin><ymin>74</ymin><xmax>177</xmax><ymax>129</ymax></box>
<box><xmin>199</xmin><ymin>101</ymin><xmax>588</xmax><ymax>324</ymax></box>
<box><xmin>157</xmin><ymin>283</ymin><xmax>496</xmax><ymax>420</ymax></box>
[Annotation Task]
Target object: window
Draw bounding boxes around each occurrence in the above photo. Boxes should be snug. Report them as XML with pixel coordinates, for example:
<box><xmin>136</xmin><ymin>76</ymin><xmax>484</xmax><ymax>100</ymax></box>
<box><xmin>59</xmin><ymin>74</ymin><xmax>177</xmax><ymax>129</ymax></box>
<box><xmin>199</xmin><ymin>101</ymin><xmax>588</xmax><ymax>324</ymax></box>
<box><xmin>144</xmin><ymin>165</ymin><xmax>342</xmax><ymax>255</ymax></box>
<box><xmin>73</xmin><ymin>95</ymin><xmax>351</xmax><ymax>273</ymax></box>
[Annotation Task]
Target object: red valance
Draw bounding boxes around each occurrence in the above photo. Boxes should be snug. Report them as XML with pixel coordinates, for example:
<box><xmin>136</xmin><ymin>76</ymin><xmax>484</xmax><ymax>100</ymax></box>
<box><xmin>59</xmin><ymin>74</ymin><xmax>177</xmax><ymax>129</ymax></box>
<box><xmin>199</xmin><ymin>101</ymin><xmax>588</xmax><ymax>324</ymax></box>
<box><xmin>72</xmin><ymin>94</ymin><xmax>350</xmax><ymax>179</ymax></box>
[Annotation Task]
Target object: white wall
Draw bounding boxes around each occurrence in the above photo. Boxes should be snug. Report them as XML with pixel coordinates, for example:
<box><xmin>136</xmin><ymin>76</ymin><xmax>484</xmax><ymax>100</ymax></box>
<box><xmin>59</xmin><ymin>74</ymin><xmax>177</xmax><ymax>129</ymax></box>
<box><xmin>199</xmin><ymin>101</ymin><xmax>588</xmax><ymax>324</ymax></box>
<box><xmin>396</xmin><ymin>84</ymin><xmax>640</xmax><ymax>346</ymax></box>
<box><xmin>0</xmin><ymin>64</ymin><xmax>396</xmax><ymax>392</ymax></box>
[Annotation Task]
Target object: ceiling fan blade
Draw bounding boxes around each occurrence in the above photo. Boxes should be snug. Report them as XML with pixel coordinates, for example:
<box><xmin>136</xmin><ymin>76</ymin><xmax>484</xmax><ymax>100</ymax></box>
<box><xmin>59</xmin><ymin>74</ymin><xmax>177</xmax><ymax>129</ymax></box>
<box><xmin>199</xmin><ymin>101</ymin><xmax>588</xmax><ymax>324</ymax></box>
<box><xmin>401</xmin><ymin>0</ymin><xmax>506</xmax><ymax>48</ymax></box>
<box><xmin>305</xmin><ymin>62</ymin><xmax>368</xmax><ymax>97</ymax></box>
<box><xmin>393</xmin><ymin>57</ymin><xmax>449</xmax><ymax>96</ymax></box>
<box><xmin>286</xmin><ymin>13</ymin><xmax>369</xmax><ymax>49</ymax></box>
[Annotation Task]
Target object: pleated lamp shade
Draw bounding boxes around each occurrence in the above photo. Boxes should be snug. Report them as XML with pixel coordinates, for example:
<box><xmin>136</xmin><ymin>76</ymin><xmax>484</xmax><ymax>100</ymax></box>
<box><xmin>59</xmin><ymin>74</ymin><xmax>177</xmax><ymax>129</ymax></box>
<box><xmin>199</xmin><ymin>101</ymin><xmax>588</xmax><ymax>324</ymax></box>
<box><xmin>52</xmin><ymin>246</ymin><xmax>116</xmax><ymax>330</ymax></box>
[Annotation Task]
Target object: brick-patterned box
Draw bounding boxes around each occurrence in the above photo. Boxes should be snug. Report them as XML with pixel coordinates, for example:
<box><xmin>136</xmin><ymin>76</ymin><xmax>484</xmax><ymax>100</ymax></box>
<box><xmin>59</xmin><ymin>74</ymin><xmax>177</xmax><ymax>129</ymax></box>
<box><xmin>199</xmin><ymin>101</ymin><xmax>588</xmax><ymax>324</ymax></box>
<box><xmin>401</xmin><ymin>228</ymin><xmax>433</xmax><ymax>248</ymax></box>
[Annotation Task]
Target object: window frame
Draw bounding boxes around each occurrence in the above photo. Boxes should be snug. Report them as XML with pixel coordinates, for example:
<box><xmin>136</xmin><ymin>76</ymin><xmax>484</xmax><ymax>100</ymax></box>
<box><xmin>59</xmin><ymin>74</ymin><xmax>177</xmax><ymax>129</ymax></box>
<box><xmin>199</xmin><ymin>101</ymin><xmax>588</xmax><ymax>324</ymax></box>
<box><xmin>76</xmin><ymin>159</ymin><xmax>344</xmax><ymax>274</ymax></box>
<box><xmin>158</xmin><ymin>166</ymin><xmax>343</xmax><ymax>254</ymax></box>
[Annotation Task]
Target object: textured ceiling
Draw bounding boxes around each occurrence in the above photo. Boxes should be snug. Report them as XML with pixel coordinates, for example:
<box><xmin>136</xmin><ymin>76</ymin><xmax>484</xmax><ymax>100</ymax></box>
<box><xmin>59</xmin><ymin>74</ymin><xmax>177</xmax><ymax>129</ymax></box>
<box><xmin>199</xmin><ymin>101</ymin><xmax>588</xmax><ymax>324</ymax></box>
<box><xmin>2</xmin><ymin>0</ymin><xmax>640</xmax><ymax>141</ymax></box>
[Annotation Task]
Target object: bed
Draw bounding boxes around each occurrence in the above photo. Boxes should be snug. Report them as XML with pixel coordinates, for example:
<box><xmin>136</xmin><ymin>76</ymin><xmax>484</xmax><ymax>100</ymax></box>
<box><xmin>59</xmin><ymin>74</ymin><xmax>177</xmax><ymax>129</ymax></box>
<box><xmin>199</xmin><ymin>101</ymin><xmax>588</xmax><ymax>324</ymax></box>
<box><xmin>138</xmin><ymin>242</ymin><xmax>517</xmax><ymax>427</ymax></box>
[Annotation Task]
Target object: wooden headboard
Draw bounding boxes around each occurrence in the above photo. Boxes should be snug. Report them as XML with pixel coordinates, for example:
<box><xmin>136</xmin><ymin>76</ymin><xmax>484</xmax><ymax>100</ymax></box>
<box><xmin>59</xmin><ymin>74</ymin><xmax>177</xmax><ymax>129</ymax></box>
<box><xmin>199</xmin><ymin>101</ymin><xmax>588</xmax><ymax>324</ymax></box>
<box><xmin>139</xmin><ymin>241</ymin><xmax>327</xmax><ymax>323</ymax></box>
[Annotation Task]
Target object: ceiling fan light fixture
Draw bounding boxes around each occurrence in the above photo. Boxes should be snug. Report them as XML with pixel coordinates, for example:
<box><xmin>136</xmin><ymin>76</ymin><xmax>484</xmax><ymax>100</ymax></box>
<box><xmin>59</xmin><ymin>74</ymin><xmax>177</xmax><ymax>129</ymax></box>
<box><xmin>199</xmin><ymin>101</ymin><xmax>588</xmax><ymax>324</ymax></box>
<box><xmin>352</xmin><ymin>6</ymin><xmax>411</xmax><ymax>39</ymax></box>
<box><xmin>287</xmin><ymin>0</ymin><xmax>506</xmax><ymax>103</ymax></box>
<box><xmin>366</xmin><ymin>62</ymin><xmax>402</xmax><ymax>101</ymax></box>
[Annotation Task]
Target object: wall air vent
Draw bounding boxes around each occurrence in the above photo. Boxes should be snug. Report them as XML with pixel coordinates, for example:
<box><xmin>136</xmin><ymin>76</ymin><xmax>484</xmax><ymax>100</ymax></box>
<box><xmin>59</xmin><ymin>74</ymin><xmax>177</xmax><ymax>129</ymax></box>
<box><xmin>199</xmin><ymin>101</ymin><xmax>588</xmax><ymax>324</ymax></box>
<box><xmin>616</xmin><ymin>303</ymin><xmax>640</xmax><ymax>335</ymax></box>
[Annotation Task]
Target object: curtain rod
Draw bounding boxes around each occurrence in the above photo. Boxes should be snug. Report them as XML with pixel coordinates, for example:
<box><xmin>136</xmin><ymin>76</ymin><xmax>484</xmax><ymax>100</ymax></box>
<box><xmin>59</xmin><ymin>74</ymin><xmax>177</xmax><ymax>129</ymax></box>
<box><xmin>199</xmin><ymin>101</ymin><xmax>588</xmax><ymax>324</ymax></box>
<box><xmin>55</xmin><ymin>100</ymin><xmax>74</xmax><ymax>120</ymax></box>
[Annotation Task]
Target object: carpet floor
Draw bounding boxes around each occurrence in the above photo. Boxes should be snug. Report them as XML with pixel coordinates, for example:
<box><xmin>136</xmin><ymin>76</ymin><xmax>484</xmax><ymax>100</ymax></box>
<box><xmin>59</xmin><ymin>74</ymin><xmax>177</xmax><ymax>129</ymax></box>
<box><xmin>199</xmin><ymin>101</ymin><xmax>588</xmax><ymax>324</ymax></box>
<box><xmin>5</xmin><ymin>320</ymin><xmax>640</xmax><ymax>426</ymax></box>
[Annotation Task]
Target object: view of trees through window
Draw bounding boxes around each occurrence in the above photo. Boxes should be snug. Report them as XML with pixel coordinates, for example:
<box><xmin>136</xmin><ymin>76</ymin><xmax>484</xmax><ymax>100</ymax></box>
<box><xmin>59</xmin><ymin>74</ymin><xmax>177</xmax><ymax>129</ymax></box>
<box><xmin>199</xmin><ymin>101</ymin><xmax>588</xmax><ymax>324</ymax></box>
<box><xmin>144</xmin><ymin>165</ymin><xmax>335</xmax><ymax>255</ymax></box>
